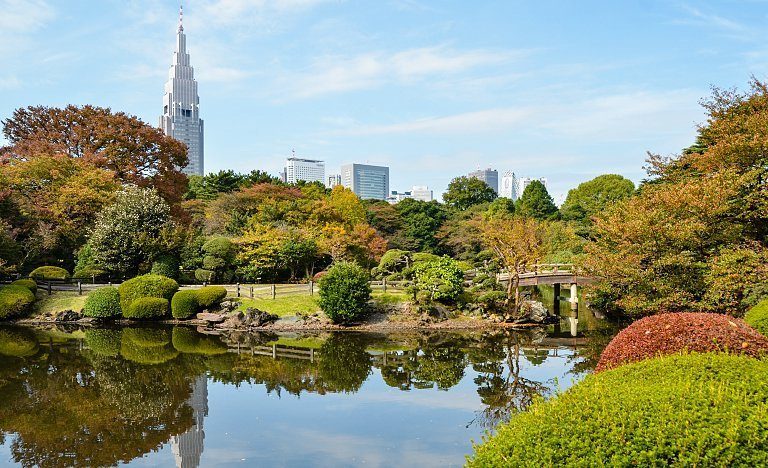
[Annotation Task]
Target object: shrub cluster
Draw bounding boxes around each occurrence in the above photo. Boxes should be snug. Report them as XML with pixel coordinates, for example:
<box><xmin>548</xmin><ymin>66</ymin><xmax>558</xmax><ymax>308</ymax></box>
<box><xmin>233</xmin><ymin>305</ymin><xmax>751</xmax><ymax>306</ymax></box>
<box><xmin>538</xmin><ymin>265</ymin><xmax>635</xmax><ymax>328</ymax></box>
<box><xmin>171</xmin><ymin>290</ymin><xmax>200</xmax><ymax>319</ymax></box>
<box><xmin>118</xmin><ymin>274</ymin><xmax>178</xmax><ymax>314</ymax></box>
<box><xmin>745</xmin><ymin>299</ymin><xmax>768</xmax><ymax>337</ymax></box>
<box><xmin>0</xmin><ymin>285</ymin><xmax>36</xmax><ymax>320</ymax></box>
<box><xmin>150</xmin><ymin>254</ymin><xmax>179</xmax><ymax>279</ymax></box>
<box><xmin>318</xmin><ymin>261</ymin><xmax>371</xmax><ymax>324</ymax></box>
<box><xmin>82</xmin><ymin>287</ymin><xmax>121</xmax><ymax>318</ymax></box>
<box><xmin>124</xmin><ymin>297</ymin><xmax>169</xmax><ymax>320</ymax></box>
<box><xmin>410</xmin><ymin>257</ymin><xmax>464</xmax><ymax>303</ymax></box>
<box><xmin>10</xmin><ymin>279</ymin><xmax>37</xmax><ymax>294</ymax></box>
<box><xmin>196</xmin><ymin>285</ymin><xmax>227</xmax><ymax>308</ymax></box>
<box><xmin>29</xmin><ymin>266</ymin><xmax>70</xmax><ymax>281</ymax></box>
<box><xmin>120</xmin><ymin>327</ymin><xmax>178</xmax><ymax>364</ymax></box>
<box><xmin>596</xmin><ymin>312</ymin><xmax>768</xmax><ymax>372</ymax></box>
<box><xmin>468</xmin><ymin>353</ymin><xmax>768</xmax><ymax>467</ymax></box>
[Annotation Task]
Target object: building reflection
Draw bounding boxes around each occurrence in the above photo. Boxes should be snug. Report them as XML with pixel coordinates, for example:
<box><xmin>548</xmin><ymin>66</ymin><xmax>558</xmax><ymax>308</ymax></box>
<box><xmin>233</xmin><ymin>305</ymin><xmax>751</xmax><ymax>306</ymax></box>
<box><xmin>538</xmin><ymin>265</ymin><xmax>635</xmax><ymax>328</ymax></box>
<box><xmin>172</xmin><ymin>375</ymin><xmax>208</xmax><ymax>468</ymax></box>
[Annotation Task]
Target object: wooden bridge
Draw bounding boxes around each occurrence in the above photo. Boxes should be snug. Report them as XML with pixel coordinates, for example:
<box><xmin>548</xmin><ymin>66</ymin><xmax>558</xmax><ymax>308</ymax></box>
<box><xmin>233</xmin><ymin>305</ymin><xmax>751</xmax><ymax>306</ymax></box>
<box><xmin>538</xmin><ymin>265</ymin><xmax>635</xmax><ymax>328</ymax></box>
<box><xmin>496</xmin><ymin>264</ymin><xmax>595</xmax><ymax>287</ymax></box>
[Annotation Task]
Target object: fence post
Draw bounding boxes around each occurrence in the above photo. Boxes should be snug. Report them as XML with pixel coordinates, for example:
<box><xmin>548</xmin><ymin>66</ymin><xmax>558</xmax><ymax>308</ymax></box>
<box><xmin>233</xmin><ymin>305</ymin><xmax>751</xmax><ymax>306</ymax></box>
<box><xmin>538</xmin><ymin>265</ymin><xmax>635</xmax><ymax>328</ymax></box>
<box><xmin>271</xmin><ymin>284</ymin><xmax>276</xmax><ymax>299</ymax></box>
<box><xmin>236</xmin><ymin>283</ymin><xmax>241</xmax><ymax>297</ymax></box>
<box><xmin>108</xmin><ymin>281</ymin><xmax>112</xmax><ymax>288</ymax></box>
<box><xmin>383</xmin><ymin>278</ymin><xmax>387</xmax><ymax>293</ymax></box>
<box><xmin>92</xmin><ymin>274</ymin><xmax>95</xmax><ymax>285</ymax></box>
<box><xmin>309</xmin><ymin>281</ymin><xmax>314</xmax><ymax>296</ymax></box>
<box><xmin>47</xmin><ymin>281</ymin><xmax>52</xmax><ymax>296</ymax></box>
<box><xmin>203</xmin><ymin>281</ymin><xmax>207</xmax><ymax>287</ymax></box>
<box><xmin>250</xmin><ymin>285</ymin><xmax>254</xmax><ymax>298</ymax></box>
<box><xmin>78</xmin><ymin>281</ymin><xmax>82</xmax><ymax>296</ymax></box>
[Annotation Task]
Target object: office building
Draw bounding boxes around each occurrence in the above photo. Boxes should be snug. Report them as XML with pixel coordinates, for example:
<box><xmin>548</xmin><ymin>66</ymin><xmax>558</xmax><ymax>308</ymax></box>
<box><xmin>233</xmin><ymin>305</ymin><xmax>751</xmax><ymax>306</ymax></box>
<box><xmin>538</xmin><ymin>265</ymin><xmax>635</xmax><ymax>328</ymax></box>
<box><xmin>284</xmin><ymin>157</ymin><xmax>325</xmax><ymax>184</ymax></box>
<box><xmin>159</xmin><ymin>6</ymin><xmax>204</xmax><ymax>176</ymax></box>
<box><xmin>327</xmin><ymin>174</ymin><xmax>342</xmax><ymax>188</ymax></box>
<box><xmin>468</xmin><ymin>168</ymin><xmax>499</xmax><ymax>194</ymax></box>
<box><xmin>411</xmin><ymin>185</ymin><xmax>433</xmax><ymax>202</ymax></box>
<box><xmin>341</xmin><ymin>163</ymin><xmax>389</xmax><ymax>200</ymax></box>
<box><xmin>500</xmin><ymin>171</ymin><xmax>518</xmax><ymax>200</ymax></box>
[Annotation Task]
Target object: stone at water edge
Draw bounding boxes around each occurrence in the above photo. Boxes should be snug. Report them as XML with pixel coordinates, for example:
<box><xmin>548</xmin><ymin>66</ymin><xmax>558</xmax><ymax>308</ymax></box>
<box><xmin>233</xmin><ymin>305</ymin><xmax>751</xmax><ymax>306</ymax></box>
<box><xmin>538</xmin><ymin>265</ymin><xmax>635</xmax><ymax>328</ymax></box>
<box><xmin>196</xmin><ymin>312</ymin><xmax>226</xmax><ymax>323</ymax></box>
<box><xmin>53</xmin><ymin>310</ymin><xmax>82</xmax><ymax>322</ymax></box>
<box><xmin>518</xmin><ymin>300</ymin><xmax>550</xmax><ymax>323</ymax></box>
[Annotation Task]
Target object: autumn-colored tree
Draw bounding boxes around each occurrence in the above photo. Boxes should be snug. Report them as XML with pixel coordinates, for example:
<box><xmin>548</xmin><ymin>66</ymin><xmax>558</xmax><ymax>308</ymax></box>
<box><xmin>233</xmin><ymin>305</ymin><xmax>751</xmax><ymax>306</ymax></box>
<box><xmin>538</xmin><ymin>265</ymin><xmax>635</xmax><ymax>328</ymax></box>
<box><xmin>481</xmin><ymin>217</ymin><xmax>545</xmax><ymax>318</ymax></box>
<box><xmin>585</xmin><ymin>80</ymin><xmax>768</xmax><ymax>316</ymax></box>
<box><xmin>1</xmin><ymin>105</ymin><xmax>188</xmax><ymax>207</ymax></box>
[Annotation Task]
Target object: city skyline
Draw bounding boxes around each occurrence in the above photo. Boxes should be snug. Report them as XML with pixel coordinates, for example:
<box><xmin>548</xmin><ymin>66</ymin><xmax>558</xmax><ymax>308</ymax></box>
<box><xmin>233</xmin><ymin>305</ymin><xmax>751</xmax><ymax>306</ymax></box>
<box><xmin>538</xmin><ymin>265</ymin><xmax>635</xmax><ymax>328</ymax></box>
<box><xmin>2</xmin><ymin>1</ymin><xmax>766</xmax><ymax>199</ymax></box>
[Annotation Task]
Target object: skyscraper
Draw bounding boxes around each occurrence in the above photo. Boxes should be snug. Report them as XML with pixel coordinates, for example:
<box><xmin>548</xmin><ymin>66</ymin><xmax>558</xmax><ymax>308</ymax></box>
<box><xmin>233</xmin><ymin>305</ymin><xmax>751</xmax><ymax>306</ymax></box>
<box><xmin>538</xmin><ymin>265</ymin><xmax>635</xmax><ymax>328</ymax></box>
<box><xmin>284</xmin><ymin>157</ymin><xmax>325</xmax><ymax>184</ymax></box>
<box><xmin>171</xmin><ymin>375</ymin><xmax>208</xmax><ymax>468</ymax></box>
<box><xmin>159</xmin><ymin>6</ymin><xmax>204</xmax><ymax>176</ymax></box>
<box><xmin>468</xmin><ymin>168</ymin><xmax>499</xmax><ymax>194</ymax></box>
<box><xmin>500</xmin><ymin>171</ymin><xmax>518</xmax><ymax>200</ymax></box>
<box><xmin>341</xmin><ymin>163</ymin><xmax>389</xmax><ymax>200</ymax></box>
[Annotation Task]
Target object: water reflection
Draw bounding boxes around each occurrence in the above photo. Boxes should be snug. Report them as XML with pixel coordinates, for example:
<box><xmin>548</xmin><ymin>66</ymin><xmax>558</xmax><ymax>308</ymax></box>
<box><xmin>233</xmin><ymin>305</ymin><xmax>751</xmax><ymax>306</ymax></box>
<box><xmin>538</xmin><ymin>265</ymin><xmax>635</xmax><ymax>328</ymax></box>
<box><xmin>0</xmin><ymin>324</ymin><xmax>614</xmax><ymax>467</ymax></box>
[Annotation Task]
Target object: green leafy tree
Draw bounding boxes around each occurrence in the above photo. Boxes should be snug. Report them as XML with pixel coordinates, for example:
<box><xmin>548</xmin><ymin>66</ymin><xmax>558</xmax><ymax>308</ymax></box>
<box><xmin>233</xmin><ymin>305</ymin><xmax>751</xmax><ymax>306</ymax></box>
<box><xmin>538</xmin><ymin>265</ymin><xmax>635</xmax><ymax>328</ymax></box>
<box><xmin>516</xmin><ymin>180</ymin><xmax>558</xmax><ymax>220</ymax></box>
<box><xmin>485</xmin><ymin>197</ymin><xmax>515</xmax><ymax>220</ymax></box>
<box><xmin>395</xmin><ymin>198</ymin><xmax>447</xmax><ymax>253</ymax></box>
<box><xmin>443</xmin><ymin>176</ymin><xmax>497</xmax><ymax>210</ymax></box>
<box><xmin>85</xmin><ymin>187</ymin><xmax>172</xmax><ymax>277</ymax></box>
<box><xmin>560</xmin><ymin>174</ymin><xmax>634</xmax><ymax>234</ymax></box>
<box><xmin>318</xmin><ymin>261</ymin><xmax>372</xmax><ymax>324</ymax></box>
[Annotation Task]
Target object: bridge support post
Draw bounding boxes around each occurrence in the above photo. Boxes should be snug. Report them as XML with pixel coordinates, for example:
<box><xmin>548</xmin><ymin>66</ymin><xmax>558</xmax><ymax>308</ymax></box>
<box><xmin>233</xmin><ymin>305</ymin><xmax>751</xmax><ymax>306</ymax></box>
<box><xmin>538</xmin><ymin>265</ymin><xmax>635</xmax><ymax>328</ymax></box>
<box><xmin>553</xmin><ymin>283</ymin><xmax>561</xmax><ymax>315</ymax></box>
<box><xmin>569</xmin><ymin>283</ymin><xmax>578</xmax><ymax>312</ymax></box>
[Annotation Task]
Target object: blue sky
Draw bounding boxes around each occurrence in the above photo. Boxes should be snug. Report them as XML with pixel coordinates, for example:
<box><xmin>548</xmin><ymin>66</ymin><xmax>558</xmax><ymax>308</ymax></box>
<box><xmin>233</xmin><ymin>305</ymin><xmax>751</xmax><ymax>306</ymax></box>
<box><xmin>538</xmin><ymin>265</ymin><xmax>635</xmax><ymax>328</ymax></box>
<box><xmin>1</xmin><ymin>0</ymin><xmax>766</xmax><ymax>201</ymax></box>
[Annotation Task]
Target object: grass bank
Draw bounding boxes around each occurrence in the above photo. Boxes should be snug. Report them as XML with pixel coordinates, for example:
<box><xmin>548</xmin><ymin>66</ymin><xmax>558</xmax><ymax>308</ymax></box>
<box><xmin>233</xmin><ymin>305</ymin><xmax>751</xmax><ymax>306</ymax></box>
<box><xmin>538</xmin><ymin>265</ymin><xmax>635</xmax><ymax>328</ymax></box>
<box><xmin>234</xmin><ymin>289</ymin><xmax>410</xmax><ymax>317</ymax></box>
<box><xmin>33</xmin><ymin>291</ymin><xmax>89</xmax><ymax>316</ymax></box>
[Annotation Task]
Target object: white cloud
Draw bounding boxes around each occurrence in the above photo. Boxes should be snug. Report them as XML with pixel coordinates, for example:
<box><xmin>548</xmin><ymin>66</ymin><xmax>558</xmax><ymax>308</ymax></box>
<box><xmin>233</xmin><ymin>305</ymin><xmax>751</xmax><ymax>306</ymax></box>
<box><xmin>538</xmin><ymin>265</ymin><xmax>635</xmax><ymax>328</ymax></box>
<box><xmin>0</xmin><ymin>0</ymin><xmax>55</xmax><ymax>32</ymax></box>
<box><xmin>189</xmin><ymin>0</ymin><xmax>334</xmax><ymax>29</ymax></box>
<box><xmin>284</xmin><ymin>46</ymin><xmax>522</xmax><ymax>98</ymax></box>
<box><xmin>0</xmin><ymin>75</ymin><xmax>22</xmax><ymax>90</ymax></box>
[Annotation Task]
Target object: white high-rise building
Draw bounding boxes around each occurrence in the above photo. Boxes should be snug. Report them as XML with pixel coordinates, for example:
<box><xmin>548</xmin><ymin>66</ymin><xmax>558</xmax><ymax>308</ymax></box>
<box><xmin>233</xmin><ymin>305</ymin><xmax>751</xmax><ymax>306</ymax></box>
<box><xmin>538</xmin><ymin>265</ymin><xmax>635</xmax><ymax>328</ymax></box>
<box><xmin>285</xmin><ymin>157</ymin><xmax>325</xmax><ymax>184</ymax></box>
<box><xmin>411</xmin><ymin>186</ymin><xmax>433</xmax><ymax>202</ymax></box>
<box><xmin>500</xmin><ymin>171</ymin><xmax>518</xmax><ymax>200</ymax></box>
<box><xmin>327</xmin><ymin>174</ymin><xmax>342</xmax><ymax>188</ymax></box>
<box><xmin>159</xmin><ymin>6</ymin><xmax>204</xmax><ymax>176</ymax></box>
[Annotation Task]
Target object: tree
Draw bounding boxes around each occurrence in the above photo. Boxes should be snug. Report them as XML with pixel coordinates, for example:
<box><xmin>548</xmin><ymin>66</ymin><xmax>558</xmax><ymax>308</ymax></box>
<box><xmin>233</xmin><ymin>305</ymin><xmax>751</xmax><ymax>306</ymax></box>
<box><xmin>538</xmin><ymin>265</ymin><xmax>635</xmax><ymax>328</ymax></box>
<box><xmin>2</xmin><ymin>105</ymin><xmax>188</xmax><ymax>208</ymax></box>
<box><xmin>84</xmin><ymin>187</ymin><xmax>173</xmax><ymax>277</ymax></box>
<box><xmin>481</xmin><ymin>217</ymin><xmax>545</xmax><ymax>318</ymax></box>
<box><xmin>485</xmin><ymin>197</ymin><xmax>515</xmax><ymax>220</ymax></box>
<box><xmin>443</xmin><ymin>176</ymin><xmax>497</xmax><ymax>210</ymax></box>
<box><xmin>560</xmin><ymin>174</ymin><xmax>634</xmax><ymax>234</ymax></box>
<box><xmin>395</xmin><ymin>198</ymin><xmax>447</xmax><ymax>253</ymax></box>
<box><xmin>516</xmin><ymin>180</ymin><xmax>558</xmax><ymax>220</ymax></box>
<box><xmin>318</xmin><ymin>261</ymin><xmax>372</xmax><ymax>324</ymax></box>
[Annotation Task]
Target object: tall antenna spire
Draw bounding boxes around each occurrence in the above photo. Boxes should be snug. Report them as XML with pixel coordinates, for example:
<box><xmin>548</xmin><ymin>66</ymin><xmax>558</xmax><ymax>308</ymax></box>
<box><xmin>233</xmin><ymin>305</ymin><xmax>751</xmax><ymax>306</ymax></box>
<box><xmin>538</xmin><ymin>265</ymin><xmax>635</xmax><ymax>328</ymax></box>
<box><xmin>178</xmin><ymin>2</ymin><xmax>184</xmax><ymax>32</ymax></box>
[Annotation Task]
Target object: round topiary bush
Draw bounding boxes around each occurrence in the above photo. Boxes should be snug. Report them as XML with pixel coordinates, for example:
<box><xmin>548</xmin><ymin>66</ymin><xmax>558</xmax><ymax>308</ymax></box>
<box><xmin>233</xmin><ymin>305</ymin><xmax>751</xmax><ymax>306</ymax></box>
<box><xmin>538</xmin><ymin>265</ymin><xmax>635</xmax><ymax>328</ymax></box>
<box><xmin>745</xmin><ymin>299</ymin><xmax>768</xmax><ymax>337</ymax></box>
<box><xmin>196</xmin><ymin>285</ymin><xmax>227</xmax><ymax>309</ymax></box>
<box><xmin>171</xmin><ymin>290</ymin><xmax>199</xmax><ymax>319</ymax></box>
<box><xmin>10</xmin><ymin>279</ymin><xmax>37</xmax><ymax>294</ymax></box>
<box><xmin>120</xmin><ymin>336</ymin><xmax>179</xmax><ymax>365</ymax></box>
<box><xmin>468</xmin><ymin>353</ymin><xmax>768</xmax><ymax>467</ymax></box>
<box><xmin>123</xmin><ymin>297</ymin><xmax>170</xmax><ymax>320</ymax></box>
<box><xmin>82</xmin><ymin>287</ymin><xmax>121</xmax><ymax>318</ymax></box>
<box><xmin>29</xmin><ymin>265</ymin><xmax>70</xmax><ymax>281</ymax></box>
<box><xmin>596</xmin><ymin>312</ymin><xmax>768</xmax><ymax>372</ymax></box>
<box><xmin>84</xmin><ymin>328</ymin><xmax>123</xmax><ymax>357</ymax></box>
<box><xmin>318</xmin><ymin>261</ymin><xmax>371</xmax><ymax>324</ymax></box>
<box><xmin>118</xmin><ymin>274</ymin><xmax>179</xmax><ymax>313</ymax></box>
<box><xmin>194</xmin><ymin>268</ymin><xmax>215</xmax><ymax>283</ymax></box>
<box><xmin>123</xmin><ymin>327</ymin><xmax>171</xmax><ymax>346</ymax></box>
<box><xmin>171</xmin><ymin>327</ymin><xmax>228</xmax><ymax>355</ymax></box>
<box><xmin>150</xmin><ymin>254</ymin><xmax>179</xmax><ymax>279</ymax></box>
<box><xmin>0</xmin><ymin>285</ymin><xmax>36</xmax><ymax>320</ymax></box>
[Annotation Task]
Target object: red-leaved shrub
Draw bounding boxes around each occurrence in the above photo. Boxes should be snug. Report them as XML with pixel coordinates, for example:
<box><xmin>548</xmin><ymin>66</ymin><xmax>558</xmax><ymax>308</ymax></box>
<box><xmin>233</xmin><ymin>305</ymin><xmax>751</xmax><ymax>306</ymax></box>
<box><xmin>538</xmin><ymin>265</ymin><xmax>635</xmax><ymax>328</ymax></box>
<box><xmin>596</xmin><ymin>312</ymin><xmax>768</xmax><ymax>372</ymax></box>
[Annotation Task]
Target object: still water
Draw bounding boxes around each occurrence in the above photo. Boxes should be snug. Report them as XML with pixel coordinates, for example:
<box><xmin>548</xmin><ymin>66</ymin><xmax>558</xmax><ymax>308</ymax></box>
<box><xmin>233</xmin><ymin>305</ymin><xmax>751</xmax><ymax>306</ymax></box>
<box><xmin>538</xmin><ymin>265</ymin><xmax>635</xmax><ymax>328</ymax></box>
<box><xmin>0</xmin><ymin>311</ymin><xmax>613</xmax><ymax>467</ymax></box>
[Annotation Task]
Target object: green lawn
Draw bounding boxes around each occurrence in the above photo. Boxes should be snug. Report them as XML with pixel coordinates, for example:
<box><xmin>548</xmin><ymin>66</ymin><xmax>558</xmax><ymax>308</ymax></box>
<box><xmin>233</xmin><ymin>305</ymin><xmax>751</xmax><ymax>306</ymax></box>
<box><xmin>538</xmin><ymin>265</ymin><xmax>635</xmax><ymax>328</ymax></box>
<box><xmin>236</xmin><ymin>294</ymin><xmax>320</xmax><ymax>317</ymax></box>
<box><xmin>372</xmin><ymin>290</ymin><xmax>410</xmax><ymax>304</ymax></box>
<box><xmin>33</xmin><ymin>291</ymin><xmax>89</xmax><ymax>315</ymax></box>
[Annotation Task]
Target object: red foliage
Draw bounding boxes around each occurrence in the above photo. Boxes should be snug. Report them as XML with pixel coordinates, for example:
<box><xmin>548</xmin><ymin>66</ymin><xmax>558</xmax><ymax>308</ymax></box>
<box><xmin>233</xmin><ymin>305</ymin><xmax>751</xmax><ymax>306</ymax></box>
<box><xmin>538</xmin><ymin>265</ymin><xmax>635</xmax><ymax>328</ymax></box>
<box><xmin>596</xmin><ymin>312</ymin><xmax>768</xmax><ymax>372</ymax></box>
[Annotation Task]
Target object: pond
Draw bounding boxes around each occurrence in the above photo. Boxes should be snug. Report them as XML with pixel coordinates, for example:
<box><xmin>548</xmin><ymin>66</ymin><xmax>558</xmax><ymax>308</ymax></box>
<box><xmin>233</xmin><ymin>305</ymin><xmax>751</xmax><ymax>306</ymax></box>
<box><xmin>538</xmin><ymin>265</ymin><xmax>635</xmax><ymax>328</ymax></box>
<box><xmin>0</xmin><ymin>310</ymin><xmax>615</xmax><ymax>467</ymax></box>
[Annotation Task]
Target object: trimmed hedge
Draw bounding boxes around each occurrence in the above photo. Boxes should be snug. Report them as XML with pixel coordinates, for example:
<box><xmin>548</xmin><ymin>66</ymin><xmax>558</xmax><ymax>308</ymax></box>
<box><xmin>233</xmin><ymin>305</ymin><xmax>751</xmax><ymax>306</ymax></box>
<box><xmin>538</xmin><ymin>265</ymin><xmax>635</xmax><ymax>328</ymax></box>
<box><xmin>10</xmin><ymin>279</ymin><xmax>37</xmax><ymax>294</ymax></box>
<box><xmin>82</xmin><ymin>287</ymin><xmax>121</xmax><ymax>318</ymax></box>
<box><xmin>171</xmin><ymin>290</ymin><xmax>199</xmax><ymax>319</ymax></box>
<box><xmin>468</xmin><ymin>353</ymin><xmax>768</xmax><ymax>467</ymax></box>
<box><xmin>196</xmin><ymin>285</ymin><xmax>227</xmax><ymax>308</ymax></box>
<box><xmin>0</xmin><ymin>285</ymin><xmax>36</xmax><ymax>320</ymax></box>
<box><xmin>29</xmin><ymin>266</ymin><xmax>70</xmax><ymax>281</ymax></box>
<box><xmin>171</xmin><ymin>327</ymin><xmax>228</xmax><ymax>355</ymax></box>
<box><xmin>118</xmin><ymin>274</ymin><xmax>178</xmax><ymax>314</ymax></box>
<box><xmin>745</xmin><ymin>299</ymin><xmax>768</xmax><ymax>337</ymax></box>
<box><xmin>124</xmin><ymin>297</ymin><xmax>169</xmax><ymax>320</ymax></box>
<box><xmin>596</xmin><ymin>312</ymin><xmax>768</xmax><ymax>372</ymax></box>
<box><xmin>84</xmin><ymin>328</ymin><xmax>123</xmax><ymax>357</ymax></box>
<box><xmin>318</xmin><ymin>261</ymin><xmax>371</xmax><ymax>324</ymax></box>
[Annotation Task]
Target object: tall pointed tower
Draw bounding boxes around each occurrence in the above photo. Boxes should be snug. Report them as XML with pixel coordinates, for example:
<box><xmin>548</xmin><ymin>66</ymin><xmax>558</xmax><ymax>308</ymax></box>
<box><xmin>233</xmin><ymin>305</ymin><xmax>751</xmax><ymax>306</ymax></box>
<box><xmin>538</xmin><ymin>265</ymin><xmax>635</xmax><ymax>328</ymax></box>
<box><xmin>160</xmin><ymin>5</ymin><xmax>204</xmax><ymax>176</ymax></box>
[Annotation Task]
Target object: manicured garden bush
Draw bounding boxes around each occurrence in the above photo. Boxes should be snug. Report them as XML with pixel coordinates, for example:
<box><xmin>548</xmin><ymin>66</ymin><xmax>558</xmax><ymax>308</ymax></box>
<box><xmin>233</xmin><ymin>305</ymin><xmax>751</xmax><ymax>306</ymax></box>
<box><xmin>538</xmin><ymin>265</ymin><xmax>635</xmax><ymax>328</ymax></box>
<box><xmin>0</xmin><ymin>285</ymin><xmax>36</xmax><ymax>319</ymax></box>
<box><xmin>410</xmin><ymin>257</ymin><xmax>464</xmax><ymax>303</ymax></box>
<box><xmin>82</xmin><ymin>287</ymin><xmax>121</xmax><ymax>318</ymax></box>
<box><xmin>468</xmin><ymin>353</ymin><xmax>768</xmax><ymax>467</ymax></box>
<box><xmin>29</xmin><ymin>265</ymin><xmax>70</xmax><ymax>281</ymax></box>
<box><xmin>171</xmin><ymin>327</ymin><xmax>228</xmax><ymax>355</ymax></box>
<box><xmin>84</xmin><ymin>328</ymin><xmax>123</xmax><ymax>356</ymax></box>
<box><xmin>0</xmin><ymin>327</ymin><xmax>39</xmax><ymax>357</ymax></box>
<box><xmin>150</xmin><ymin>254</ymin><xmax>179</xmax><ymax>279</ymax></box>
<box><xmin>196</xmin><ymin>285</ymin><xmax>227</xmax><ymax>309</ymax></box>
<box><xmin>124</xmin><ymin>297</ymin><xmax>170</xmax><ymax>320</ymax></box>
<box><xmin>318</xmin><ymin>261</ymin><xmax>371</xmax><ymax>324</ymax></box>
<box><xmin>10</xmin><ymin>279</ymin><xmax>37</xmax><ymax>294</ymax></box>
<box><xmin>194</xmin><ymin>268</ymin><xmax>215</xmax><ymax>283</ymax></box>
<box><xmin>123</xmin><ymin>327</ymin><xmax>171</xmax><ymax>347</ymax></box>
<box><xmin>171</xmin><ymin>290</ymin><xmax>199</xmax><ymax>319</ymax></box>
<box><xmin>120</xmin><ymin>336</ymin><xmax>179</xmax><ymax>365</ymax></box>
<box><xmin>596</xmin><ymin>312</ymin><xmax>768</xmax><ymax>372</ymax></box>
<box><xmin>744</xmin><ymin>299</ymin><xmax>768</xmax><ymax>337</ymax></box>
<box><xmin>118</xmin><ymin>274</ymin><xmax>178</xmax><ymax>313</ymax></box>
